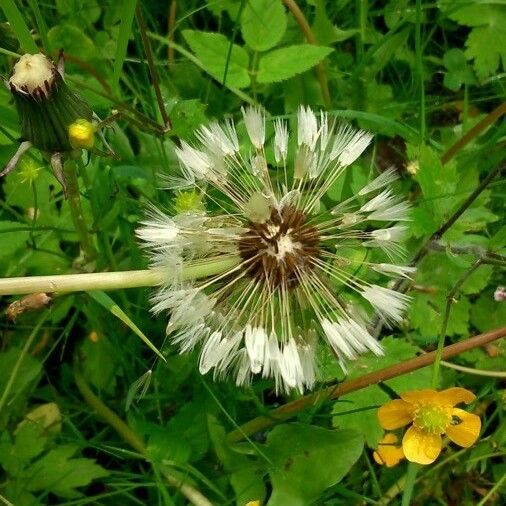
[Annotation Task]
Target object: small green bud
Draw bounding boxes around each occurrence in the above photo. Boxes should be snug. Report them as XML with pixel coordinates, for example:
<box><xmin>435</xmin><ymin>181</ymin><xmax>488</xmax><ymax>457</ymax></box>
<box><xmin>174</xmin><ymin>190</ymin><xmax>204</xmax><ymax>213</ymax></box>
<box><xmin>8</xmin><ymin>53</ymin><xmax>93</xmax><ymax>153</ymax></box>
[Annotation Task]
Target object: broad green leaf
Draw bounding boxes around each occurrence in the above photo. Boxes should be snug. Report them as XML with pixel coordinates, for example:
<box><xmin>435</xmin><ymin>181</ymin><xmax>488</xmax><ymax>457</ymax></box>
<box><xmin>47</xmin><ymin>24</ymin><xmax>97</xmax><ymax>60</ymax></box>
<box><xmin>332</xmin><ymin>385</ymin><xmax>389</xmax><ymax>448</ymax></box>
<box><xmin>208</xmin><ymin>416</ymin><xmax>266</xmax><ymax>505</ymax></box>
<box><xmin>257</xmin><ymin>45</ymin><xmax>333</xmax><ymax>84</ymax></box>
<box><xmin>25</xmin><ymin>445</ymin><xmax>109</xmax><ymax>498</ymax></box>
<box><xmin>182</xmin><ymin>30</ymin><xmax>251</xmax><ymax>88</ymax></box>
<box><xmin>265</xmin><ymin>424</ymin><xmax>363</xmax><ymax>506</ymax></box>
<box><xmin>241</xmin><ymin>0</ymin><xmax>287</xmax><ymax>52</ymax></box>
<box><xmin>88</xmin><ymin>291</ymin><xmax>165</xmax><ymax>361</ymax></box>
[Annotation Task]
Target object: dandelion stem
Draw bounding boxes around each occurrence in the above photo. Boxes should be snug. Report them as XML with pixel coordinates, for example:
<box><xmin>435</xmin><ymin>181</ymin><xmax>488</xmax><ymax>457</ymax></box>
<box><xmin>63</xmin><ymin>159</ymin><xmax>97</xmax><ymax>263</ymax></box>
<box><xmin>226</xmin><ymin>326</ymin><xmax>506</xmax><ymax>443</ymax></box>
<box><xmin>73</xmin><ymin>354</ymin><xmax>214</xmax><ymax>506</ymax></box>
<box><xmin>0</xmin><ymin>256</ymin><xmax>240</xmax><ymax>295</ymax></box>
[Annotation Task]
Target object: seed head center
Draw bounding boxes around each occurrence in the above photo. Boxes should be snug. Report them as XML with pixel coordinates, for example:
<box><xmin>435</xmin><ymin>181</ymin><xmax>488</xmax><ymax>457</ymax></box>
<box><xmin>238</xmin><ymin>205</ymin><xmax>320</xmax><ymax>288</ymax></box>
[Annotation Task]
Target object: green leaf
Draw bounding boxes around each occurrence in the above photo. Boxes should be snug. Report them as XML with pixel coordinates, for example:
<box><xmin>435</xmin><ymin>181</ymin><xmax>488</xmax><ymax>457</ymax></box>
<box><xmin>25</xmin><ymin>445</ymin><xmax>109</xmax><ymax>499</ymax></box>
<box><xmin>312</xmin><ymin>0</ymin><xmax>357</xmax><ymax>45</ymax></box>
<box><xmin>338</xmin><ymin>336</ymin><xmax>433</xmax><ymax>392</ymax></box>
<box><xmin>0</xmin><ymin>422</ymin><xmax>47</xmax><ymax>474</ymax></box>
<box><xmin>257</xmin><ymin>45</ymin><xmax>333</xmax><ymax>84</ymax></box>
<box><xmin>265</xmin><ymin>424</ymin><xmax>363</xmax><ymax>506</ymax></box>
<box><xmin>88</xmin><ymin>291</ymin><xmax>165</xmax><ymax>361</ymax></box>
<box><xmin>111</xmin><ymin>0</ymin><xmax>137</xmax><ymax>90</ymax></box>
<box><xmin>0</xmin><ymin>221</ymin><xmax>30</xmax><ymax>258</ymax></box>
<box><xmin>241</xmin><ymin>0</ymin><xmax>287</xmax><ymax>52</ymax></box>
<box><xmin>1</xmin><ymin>0</ymin><xmax>39</xmax><ymax>53</ymax></box>
<box><xmin>208</xmin><ymin>416</ymin><xmax>266</xmax><ymax>505</ymax></box>
<box><xmin>80</xmin><ymin>334</ymin><xmax>118</xmax><ymax>393</ymax></box>
<box><xmin>443</xmin><ymin>48</ymin><xmax>476</xmax><ymax>91</ymax></box>
<box><xmin>332</xmin><ymin>386</ymin><xmax>389</xmax><ymax>448</ymax></box>
<box><xmin>470</xmin><ymin>293</ymin><xmax>506</xmax><ymax>333</ymax></box>
<box><xmin>47</xmin><ymin>24</ymin><xmax>97</xmax><ymax>60</ymax></box>
<box><xmin>447</xmin><ymin>5</ymin><xmax>506</xmax><ymax>80</ymax></box>
<box><xmin>182</xmin><ymin>30</ymin><xmax>251</xmax><ymax>88</ymax></box>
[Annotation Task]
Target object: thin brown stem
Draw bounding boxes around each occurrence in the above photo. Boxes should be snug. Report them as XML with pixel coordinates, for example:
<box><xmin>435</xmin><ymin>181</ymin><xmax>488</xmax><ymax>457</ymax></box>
<box><xmin>168</xmin><ymin>1</ymin><xmax>177</xmax><ymax>67</ymax></box>
<box><xmin>227</xmin><ymin>326</ymin><xmax>506</xmax><ymax>443</ymax></box>
<box><xmin>136</xmin><ymin>4</ymin><xmax>172</xmax><ymax>130</ymax></box>
<box><xmin>441</xmin><ymin>102</ymin><xmax>506</xmax><ymax>164</ymax></box>
<box><xmin>282</xmin><ymin>0</ymin><xmax>331</xmax><ymax>108</ymax></box>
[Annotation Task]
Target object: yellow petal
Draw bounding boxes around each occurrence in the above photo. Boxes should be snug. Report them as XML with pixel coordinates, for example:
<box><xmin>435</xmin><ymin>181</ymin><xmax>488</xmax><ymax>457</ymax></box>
<box><xmin>400</xmin><ymin>389</ymin><xmax>439</xmax><ymax>405</ymax></box>
<box><xmin>446</xmin><ymin>408</ymin><xmax>481</xmax><ymax>448</ymax></box>
<box><xmin>373</xmin><ymin>433</ymin><xmax>405</xmax><ymax>468</ymax></box>
<box><xmin>437</xmin><ymin>387</ymin><xmax>476</xmax><ymax>407</ymax></box>
<box><xmin>402</xmin><ymin>425</ymin><xmax>442</xmax><ymax>465</ymax></box>
<box><xmin>378</xmin><ymin>399</ymin><xmax>414</xmax><ymax>430</ymax></box>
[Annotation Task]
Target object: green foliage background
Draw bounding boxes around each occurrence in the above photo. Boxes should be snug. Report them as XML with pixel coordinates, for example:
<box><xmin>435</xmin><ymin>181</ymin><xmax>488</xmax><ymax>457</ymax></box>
<box><xmin>0</xmin><ymin>1</ymin><xmax>505</xmax><ymax>505</ymax></box>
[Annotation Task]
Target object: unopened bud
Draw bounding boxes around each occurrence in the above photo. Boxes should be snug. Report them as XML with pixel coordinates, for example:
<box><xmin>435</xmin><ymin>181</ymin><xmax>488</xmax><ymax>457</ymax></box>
<box><xmin>68</xmin><ymin>119</ymin><xmax>95</xmax><ymax>149</ymax></box>
<box><xmin>8</xmin><ymin>53</ymin><xmax>93</xmax><ymax>152</ymax></box>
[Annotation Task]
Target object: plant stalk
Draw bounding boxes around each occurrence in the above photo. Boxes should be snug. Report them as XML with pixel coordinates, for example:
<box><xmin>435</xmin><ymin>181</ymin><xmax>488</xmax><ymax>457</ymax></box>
<box><xmin>63</xmin><ymin>159</ymin><xmax>97</xmax><ymax>263</ymax></box>
<box><xmin>0</xmin><ymin>256</ymin><xmax>240</xmax><ymax>295</ymax></box>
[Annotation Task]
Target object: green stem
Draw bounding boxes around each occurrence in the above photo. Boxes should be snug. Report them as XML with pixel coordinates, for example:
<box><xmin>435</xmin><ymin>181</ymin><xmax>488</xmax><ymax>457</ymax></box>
<box><xmin>0</xmin><ymin>256</ymin><xmax>240</xmax><ymax>295</ymax></box>
<box><xmin>415</xmin><ymin>0</ymin><xmax>425</xmax><ymax>140</ymax></box>
<box><xmin>0</xmin><ymin>314</ymin><xmax>47</xmax><ymax>414</ymax></box>
<box><xmin>73</xmin><ymin>355</ymin><xmax>214</xmax><ymax>506</ymax></box>
<box><xmin>476</xmin><ymin>470</ymin><xmax>506</xmax><ymax>506</ymax></box>
<box><xmin>431</xmin><ymin>258</ymin><xmax>483</xmax><ymax>387</ymax></box>
<box><xmin>63</xmin><ymin>159</ymin><xmax>97</xmax><ymax>263</ymax></box>
<box><xmin>401</xmin><ymin>463</ymin><xmax>419</xmax><ymax>506</ymax></box>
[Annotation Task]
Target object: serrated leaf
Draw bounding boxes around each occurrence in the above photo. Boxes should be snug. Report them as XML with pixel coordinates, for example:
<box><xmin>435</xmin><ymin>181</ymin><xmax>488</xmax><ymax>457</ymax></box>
<box><xmin>265</xmin><ymin>424</ymin><xmax>363</xmax><ymax>506</ymax></box>
<box><xmin>332</xmin><ymin>386</ymin><xmax>389</xmax><ymax>448</ymax></box>
<box><xmin>447</xmin><ymin>5</ymin><xmax>506</xmax><ymax>80</ymax></box>
<box><xmin>257</xmin><ymin>45</ymin><xmax>333</xmax><ymax>84</ymax></box>
<box><xmin>25</xmin><ymin>445</ymin><xmax>109</xmax><ymax>499</ymax></box>
<box><xmin>241</xmin><ymin>0</ymin><xmax>287</xmax><ymax>52</ymax></box>
<box><xmin>470</xmin><ymin>293</ymin><xmax>506</xmax><ymax>333</ymax></box>
<box><xmin>182</xmin><ymin>30</ymin><xmax>251</xmax><ymax>88</ymax></box>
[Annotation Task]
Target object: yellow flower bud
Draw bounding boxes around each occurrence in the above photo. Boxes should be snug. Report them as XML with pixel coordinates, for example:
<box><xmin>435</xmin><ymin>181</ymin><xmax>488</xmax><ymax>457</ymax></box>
<box><xmin>68</xmin><ymin>119</ymin><xmax>95</xmax><ymax>150</ymax></box>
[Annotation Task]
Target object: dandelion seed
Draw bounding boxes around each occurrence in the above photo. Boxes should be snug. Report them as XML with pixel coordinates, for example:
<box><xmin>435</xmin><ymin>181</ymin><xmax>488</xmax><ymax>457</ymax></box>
<box><xmin>137</xmin><ymin>106</ymin><xmax>412</xmax><ymax>393</ymax></box>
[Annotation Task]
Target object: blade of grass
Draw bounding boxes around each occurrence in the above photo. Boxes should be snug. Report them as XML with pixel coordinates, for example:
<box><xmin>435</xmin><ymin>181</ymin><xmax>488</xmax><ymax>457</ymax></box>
<box><xmin>1</xmin><ymin>0</ymin><xmax>38</xmax><ymax>54</ymax></box>
<box><xmin>27</xmin><ymin>0</ymin><xmax>50</xmax><ymax>53</ymax></box>
<box><xmin>88</xmin><ymin>290</ymin><xmax>165</xmax><ymax>362</ymax></box>
<box><xmin>112</xmin><ymin>0</ymin><xmax>138</xmax><ymax>92</ymax></box>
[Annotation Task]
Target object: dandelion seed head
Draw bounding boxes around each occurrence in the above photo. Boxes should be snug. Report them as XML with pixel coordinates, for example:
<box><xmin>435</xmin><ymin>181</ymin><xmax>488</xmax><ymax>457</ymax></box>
<box><xmin>137</xmin><ymin>106</ymin><xmax>412</xmax><ymax>393</ymax></box>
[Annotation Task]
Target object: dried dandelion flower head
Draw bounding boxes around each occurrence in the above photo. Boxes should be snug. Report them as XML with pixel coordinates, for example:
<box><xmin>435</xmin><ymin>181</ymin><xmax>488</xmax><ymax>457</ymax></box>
<box><xmin>137</xmin><ymin>106</ymin><xmax>413</xmax><ymax>393</ymax></box>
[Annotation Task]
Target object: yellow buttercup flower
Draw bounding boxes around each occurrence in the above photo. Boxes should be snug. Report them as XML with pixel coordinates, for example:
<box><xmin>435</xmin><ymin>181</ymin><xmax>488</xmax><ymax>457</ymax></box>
<box><xmin>378</xmin><ymin>388</ymin><xmax>481</xmax><ymax>465</ymax></box>
<box><xmin>373</xmin><ymin>433</ymin><xmax>405</xmax><ymax>467</ymax></box>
